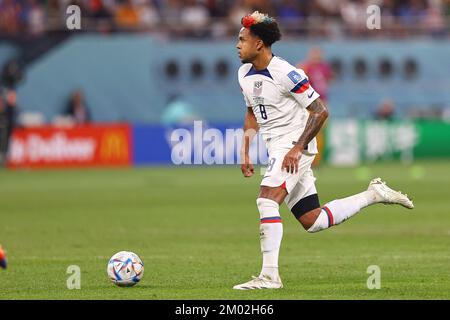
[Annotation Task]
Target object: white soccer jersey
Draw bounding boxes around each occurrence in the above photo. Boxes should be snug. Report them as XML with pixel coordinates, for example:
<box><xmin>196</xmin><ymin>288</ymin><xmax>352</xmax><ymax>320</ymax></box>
<box><xmin>238</xmin><ymin>55</ymin><xmax>320</xmax><ymax>154</ymax></box>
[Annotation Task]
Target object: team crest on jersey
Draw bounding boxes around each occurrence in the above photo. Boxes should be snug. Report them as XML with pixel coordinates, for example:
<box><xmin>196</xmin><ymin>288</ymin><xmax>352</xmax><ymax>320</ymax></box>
<box><xmin>253</xmin><ymin>81</ymin><xmax>263</xmax><ymax>96</ymax></box>
<box><xmin>253</xmin><ymin>96</ymin><xmax>264</xmax><ymax>105</ymax></box>
<box><xmin>287</xmin><ymin>70</ymin><xmax>302</xmax><ymax>84</ymax></box>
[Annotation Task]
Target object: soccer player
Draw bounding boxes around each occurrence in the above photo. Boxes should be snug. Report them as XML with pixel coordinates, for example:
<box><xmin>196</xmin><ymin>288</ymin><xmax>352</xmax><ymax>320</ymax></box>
<box><xmin>234</xmin><ymin>11</ymin><xmax>414</xmax><ymax>290</ymax></box>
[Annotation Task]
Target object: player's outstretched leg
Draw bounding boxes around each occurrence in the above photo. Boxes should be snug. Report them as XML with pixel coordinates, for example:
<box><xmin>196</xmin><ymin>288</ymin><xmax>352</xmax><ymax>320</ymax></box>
<box><xmin>306</xmin><ymin>177</ymin><xmax>414</xmax><ymax>233</ymax></box>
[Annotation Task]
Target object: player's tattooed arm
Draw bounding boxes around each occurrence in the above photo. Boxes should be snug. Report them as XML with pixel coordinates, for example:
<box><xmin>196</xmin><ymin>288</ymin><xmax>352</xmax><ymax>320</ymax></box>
<box><xmin>296</xmin><ymin>98</ymin><xmax>329</xmax><ymax>150</ymax></box>
<box><xmin>282</xmin><ymin>98</ymin><xmax>328</xmax><ymax>174</ymax></box>
<box><xmin>241</xmin><ymin>107</ymin><xmax>259</xmax><ymax>177</ymax></box>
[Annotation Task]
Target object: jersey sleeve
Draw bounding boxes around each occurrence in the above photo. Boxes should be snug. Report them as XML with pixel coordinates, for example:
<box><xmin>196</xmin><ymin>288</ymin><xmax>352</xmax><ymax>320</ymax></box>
<box><xmin>281</xmin><ymin>68</ymin><xmax>320</xmax><ymax>108</ymax></box>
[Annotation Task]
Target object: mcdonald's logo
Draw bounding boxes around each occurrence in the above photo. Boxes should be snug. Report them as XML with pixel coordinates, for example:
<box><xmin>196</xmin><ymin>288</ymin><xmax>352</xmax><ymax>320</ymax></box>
<box><xmin>99</xmin><ymin>130</ymin><xmax>129</xmax><ymax>162</ymax></box>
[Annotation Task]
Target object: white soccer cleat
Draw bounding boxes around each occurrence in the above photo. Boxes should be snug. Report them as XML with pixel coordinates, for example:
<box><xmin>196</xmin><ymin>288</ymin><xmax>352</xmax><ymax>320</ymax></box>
<box><xmin>233</xmin><ymin>275</ymin><xmax>283</xmax><ymax>290</ymax></box>
<box><xmin>368</xmin><ymin>177</ymin><xmax>414</xmax><ymax>209</ymax></box>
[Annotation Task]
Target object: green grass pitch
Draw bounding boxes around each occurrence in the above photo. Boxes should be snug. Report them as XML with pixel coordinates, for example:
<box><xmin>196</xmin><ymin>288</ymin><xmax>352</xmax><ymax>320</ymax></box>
<box><xmin>0</xmin><ymin>160</ymin><xmax>449</xmax><ymax>299</ymax></box>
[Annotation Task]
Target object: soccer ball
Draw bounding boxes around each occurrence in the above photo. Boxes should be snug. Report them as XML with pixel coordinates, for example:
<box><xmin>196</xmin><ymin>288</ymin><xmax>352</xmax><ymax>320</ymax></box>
<box><xmin>107</xmin><ymin>251</ymin><xmax>144</xmax><ymax>287</ymax></box>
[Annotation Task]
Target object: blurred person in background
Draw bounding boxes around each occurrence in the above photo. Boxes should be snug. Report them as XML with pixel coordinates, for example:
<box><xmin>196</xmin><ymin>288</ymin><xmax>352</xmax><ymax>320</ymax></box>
<box><xmin>0</xmin><ymin>0</ymin><xmax>22</xmax><ymax>36</ymax></box>
<box><xmin>21</xmin><ymin>0</ymin><xmax>46</xmax><ymax>37</ymax></box>
<box><xmin>135</xmin><ymin>0</ymin><xmax>161</xmax><ymax>31</ymax></box>
<box><xmin>160</xmin><ymin>0</ymin><xmax>182</xmax><ymax>36</ymax></box>
<box><xmin>229</xmin><ymin>0</ymin><xmax>253</xmax><ymax>29</ymax></box>
<box><xmin>229</xmin><ymin>0</ymin><xmax>275</xmax><ymax>30</ymax></box>
<box><xmin>0</xmin><ymin>60</ymin><xmax>22</xmax><ymax>167</ymax></box>
<box><xmin>0</xmin><ymin>88</ymin><xmax>18</xmax><ymax>167</ymax></box>
<box><xmin>375</xmin><ymin>99</ymin><xmax>396</xmax><ymax>120</ymax></box>
<box><xmin>446</xmin><ymin>0</ymin><xmax>450</xmax><ymax>17</ymax></box>
<box><xmin>297</xmin><ymin>47</ymin><xmax>333</xmax><ymax>102</ymax></box>
<box><xmin>115</xmin><ymin>0</ymin><xmax>140</xmax><ymax>30</ymax></box>
<box><xmin>86</xmin><ymin>0</ymin><xmax>115</xmax><ymax>33</ymax></box>
<box><xmin>245</xmin><ymin>0</ymin><xmax>275</xmax><ymax>16</ymax></box>
<box><xmin>297</xmin><ymin>47</ymin><xmax>333</xmax><ymax>166</ymax></box>
<box><xmin>276</xmin><ymin>0</ymin><xmax>305</xmax><ymax>35</ymax></box>
<box><xmin>45</xmin><ymin>0</ymin><xmax>63</xmax><ymax>33</ymax></box>
<box><xmin>64</xmin><ymin>89</ymin><xmax>91</xmax><ymax>125</ymax></box>
<box><xmin>180</xmin><ymin>0</ymin><xmax>210</xmax><ymax>38</ymax></box>
<box><xmin>397</xmin><ymin>0</ymin><xmax>427</xmax><ymax>36</ymax></box>
<box><xmin>161</xmin><ymin>93</ymin><xmax>198</xmax><ymax>125</ymax></box>
<box><xmin>423</xmin><ymin>0</ymin><xmax>447</xmax><ymax>37</ymax></box>
<box><xmin>340</xmin><ymin>0</ymin><xmax>368</xmax><ymax>37</ymax></box>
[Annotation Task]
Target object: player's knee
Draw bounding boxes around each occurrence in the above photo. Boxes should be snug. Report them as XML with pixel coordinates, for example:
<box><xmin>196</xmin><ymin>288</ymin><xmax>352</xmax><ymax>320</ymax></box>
<box><xmin>256</xmin><ymin>197</ymin><xmax>279</xmax><ymax>214</ymax></box>
<box><xmin>300</xmin><ymin>214</ymin><xmax>321</xmax><ymax>232</ymax></box>
<box><xmin>300</xmin><ymin>220</ymin><xmax>314</xmax><ymax>231</ymax></box>
<box><xmin>290</xmin><ymin>194</ymin><xmax>321</xmax><ymax>231</ymax></box>
<box><xmin>258</xmin><ymin>186</ymin><xmax>286</xmax><ymax>204</ymax></box>
<box><xmin>256</xmin><ymin>198</ymin><xmax>281</xmax><ymax>224</ymax></box>
<box><xmin>306</xmin><ymin>209</ymin><xmax>329</xmax><ymax>233</ymax></box>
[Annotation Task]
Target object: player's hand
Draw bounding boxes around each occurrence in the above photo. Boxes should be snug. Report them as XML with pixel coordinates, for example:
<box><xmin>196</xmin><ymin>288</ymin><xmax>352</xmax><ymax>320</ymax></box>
<box><xmin>241</xmin><ymin>157</ymin><xmax>254</xmax><ymax>177</ymax></box>
<box><xmin>282</xmin><ymin>145</ymin><xmax>302</xmax><ymax>174</ymax></box>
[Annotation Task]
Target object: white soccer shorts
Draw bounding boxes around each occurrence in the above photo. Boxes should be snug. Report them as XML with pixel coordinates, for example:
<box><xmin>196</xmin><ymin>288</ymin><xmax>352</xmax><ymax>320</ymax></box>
<box><xmin>261</xmin><ymin>132</ymin><xmax>317</xmax><ymax>210</ymax></box>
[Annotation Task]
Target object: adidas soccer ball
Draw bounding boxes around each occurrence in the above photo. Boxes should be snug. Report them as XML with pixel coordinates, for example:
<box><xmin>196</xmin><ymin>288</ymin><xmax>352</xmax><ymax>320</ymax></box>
<box><xmin>107</xmin><ymin>251</ymin><xmax>144</xmax><ymax>287</ymax></box>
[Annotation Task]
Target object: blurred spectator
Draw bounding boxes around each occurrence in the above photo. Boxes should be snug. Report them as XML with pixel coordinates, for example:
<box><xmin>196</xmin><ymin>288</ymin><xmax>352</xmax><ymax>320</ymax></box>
<box><xmin>160</xmin><ymin>0</ymin><xmax>182</xmax><ymax>25</ymax></box>
<box><xmin>161</xmin><ymin>93</ymin><xmax>197</xmax><ymax>125</ymax></box>
<box><xmin>159</xmin><ymin>0</ymin><xmax>182</xmax><ymax>36</ymax></box>
<box><xmin>1</xmin><ymin>60</ymin><xmax>23</xmax><ymax>89</ymax></box>
<box><xmin>297</xmin><ymin>47</ymin><xmax>333</xmax><ymax>168</ymax></box>
<box><xmin>0</xmin><ymin>87</ymin><xmax>18</xmax><ymax>167</ymax></box>
<box><xmin>64</xmin><ymin>90</ymin><xmax>91</xmax><ymax>124</ymax></box>
<box><xmin>22</xmin><ymin>0</ymin><xmax>46</xmax><ymax>36</ymax></box>
<box><xmin>46</xmin><ymin>0</ymin><xmax>63</xmax><ymax>31</ymax></box>
<box><xmin>446</xmin><ymin>0</ymin><xmax>450</xmax><ymax>16</ymax></box>
<box><xmin>297</xmin><ymin>47</ymin><xmax>333</xmax><ymax>102</ymax></box>
<box><xmin>115</xmin><ymin>0</ymin><xmax>140</xmax><ymax>30</ymax></box>
<box><xmin>228</xmin><ymin>0</ymin><xmax>252</xmax><ymax>29</ymax></box>
<box><xmin>397</xmin><ymin>0</ymin><xmax>427</xmax><ymax>36</ymax></box>
<box><xmin>375</xmin><ymin>99</ymin><xmax>396</xmax><ymax>120</ymax></box>
<box><xmin>87</xmin><ymin>0</ymin><xmax>114</xmax><ymax>33</ymax></box>
<box><xmin>0</xmin><ymin>0</ymin><xmax>22</xmax><ymax>36</ymax></box>
<box><xmin>442</xmin><ymin>105</ymin><xmax>450</xmax><ymax>122</ymax></box>
<box><xmin>316</xmin><ymin>0</ymin><xmax>341</xmax><ymax>16</ymax></box>
<box><xmin>180</xmin><ymin>0</ymin><xmax>210</xmax><ymax>38</ymax></box>
<box><xmin>277</xmin><ymin>0</ymin><xmax>304</xmax><ymax>34</ymax></box>
<box><xmin>0</xmin><ymin>0</ymin><xmax>448</xmax><ymax>38</ymax></box>
<box><xmin>245</xmin><ymin>0</ymin><xmax>275</xmax><ymax>16</ymax></box>
<box><xmin>340</xmin><ymin>0</ymin><xmax>369</xmax><ymax>37</ymax></box>
<box><xmin>205</xmin><ymin>0</ymin><xmax>229</xmax><ymax>18</ymax></box>
<box><xmin>423</xmin><ymin>1</ymin><xmax>447</xmax><ymax>37</ymax></box>
<box><xmin>135</xmin><ymin>0</ymin><xmax>161</xmax><ymax>31</ymax></box>
<box><xmin>379</xmin><ymin>0</ymin><xmax>398</xmax><ymax>36</ymax></box>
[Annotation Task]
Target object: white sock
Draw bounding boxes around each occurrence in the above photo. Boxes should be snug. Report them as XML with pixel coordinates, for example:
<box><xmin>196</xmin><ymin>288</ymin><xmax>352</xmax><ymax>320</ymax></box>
<box><xmin>308</xmin><ymin>190</ymin><xmax>379</xmax><ymax>233</ymax></box>
<box><xmin>257</xmin><ymin>198</ymin><xmax>282</xmax><ymax>281</ymax></box>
